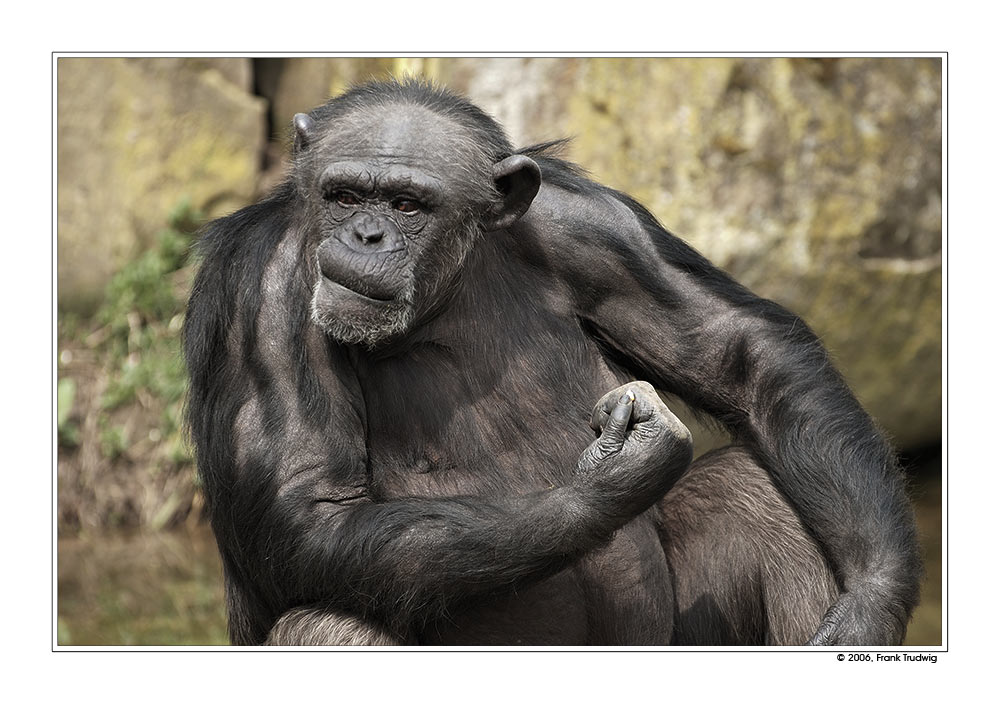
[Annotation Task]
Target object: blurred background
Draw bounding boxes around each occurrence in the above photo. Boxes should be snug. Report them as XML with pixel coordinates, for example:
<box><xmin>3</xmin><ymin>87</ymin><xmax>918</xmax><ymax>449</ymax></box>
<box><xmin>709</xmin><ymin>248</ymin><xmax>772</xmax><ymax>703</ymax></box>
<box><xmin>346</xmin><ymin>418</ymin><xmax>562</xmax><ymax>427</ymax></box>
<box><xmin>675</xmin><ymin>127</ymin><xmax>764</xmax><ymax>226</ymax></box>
<box><xmin>56</xmin><ymin>56</ymin><xmax>942</xmax><ymax>646</ymax></box>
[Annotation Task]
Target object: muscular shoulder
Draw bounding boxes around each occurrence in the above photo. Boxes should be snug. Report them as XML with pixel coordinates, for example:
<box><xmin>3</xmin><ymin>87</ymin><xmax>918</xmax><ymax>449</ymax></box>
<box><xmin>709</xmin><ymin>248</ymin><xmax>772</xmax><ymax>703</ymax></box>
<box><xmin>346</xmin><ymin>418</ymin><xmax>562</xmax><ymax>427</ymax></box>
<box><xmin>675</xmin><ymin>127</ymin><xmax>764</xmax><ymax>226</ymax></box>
<box><xmin>529</xmin><ymin>169</ymin><xmax>643</xmax><ymax>236</ymax></box>
<box><xmin>514</xmin><ymin>172</ymin><xmax>659</xmax><ymax>292</ymax></box>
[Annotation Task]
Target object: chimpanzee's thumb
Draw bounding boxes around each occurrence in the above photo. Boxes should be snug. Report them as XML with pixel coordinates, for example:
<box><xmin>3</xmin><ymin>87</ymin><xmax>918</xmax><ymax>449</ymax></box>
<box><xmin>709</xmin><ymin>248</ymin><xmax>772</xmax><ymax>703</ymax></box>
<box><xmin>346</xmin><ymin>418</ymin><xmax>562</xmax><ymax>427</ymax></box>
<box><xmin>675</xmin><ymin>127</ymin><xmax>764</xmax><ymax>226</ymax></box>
<box><xmin>598</xmin><ymin>391</ymin><xmax>633</xmax><ymax>451</ymax></box>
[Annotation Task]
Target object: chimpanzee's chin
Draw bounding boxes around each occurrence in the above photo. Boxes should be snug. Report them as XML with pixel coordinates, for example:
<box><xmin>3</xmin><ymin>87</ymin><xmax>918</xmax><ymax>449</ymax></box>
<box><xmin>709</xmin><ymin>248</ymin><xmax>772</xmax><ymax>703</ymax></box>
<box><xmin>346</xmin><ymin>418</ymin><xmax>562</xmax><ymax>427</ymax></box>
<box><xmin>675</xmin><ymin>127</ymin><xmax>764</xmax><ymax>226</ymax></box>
<box><xmin>312</xmin><ymin>279</ymin><xmax>413</xmax><ymax>347</ymax></box>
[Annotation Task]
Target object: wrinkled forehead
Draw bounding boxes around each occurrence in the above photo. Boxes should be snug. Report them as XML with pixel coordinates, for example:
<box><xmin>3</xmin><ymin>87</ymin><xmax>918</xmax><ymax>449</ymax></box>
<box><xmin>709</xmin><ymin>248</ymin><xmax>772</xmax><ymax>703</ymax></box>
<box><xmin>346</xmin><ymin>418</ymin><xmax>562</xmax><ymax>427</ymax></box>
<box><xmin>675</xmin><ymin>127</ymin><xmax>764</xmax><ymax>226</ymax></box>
<box><xmin>315</xmin><ymin>103</ymin><xmax>478</xmax><ymax>166</ymax></box>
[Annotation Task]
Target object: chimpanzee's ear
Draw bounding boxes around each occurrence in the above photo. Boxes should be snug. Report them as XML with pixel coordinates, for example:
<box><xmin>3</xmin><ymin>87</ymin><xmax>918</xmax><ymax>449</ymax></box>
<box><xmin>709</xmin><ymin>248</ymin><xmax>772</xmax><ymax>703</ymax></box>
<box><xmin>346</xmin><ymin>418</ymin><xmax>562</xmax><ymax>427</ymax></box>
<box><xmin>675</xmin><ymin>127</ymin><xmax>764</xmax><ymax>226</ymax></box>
<box><xmin>293</xmin><ymin>113</ymin><xmax>316</xmax><ymax>153</ymax></box>
<box><xmin>485</xmin><ymin>155</ymin><xmax>541</xmax><ymax>231</ymax></box>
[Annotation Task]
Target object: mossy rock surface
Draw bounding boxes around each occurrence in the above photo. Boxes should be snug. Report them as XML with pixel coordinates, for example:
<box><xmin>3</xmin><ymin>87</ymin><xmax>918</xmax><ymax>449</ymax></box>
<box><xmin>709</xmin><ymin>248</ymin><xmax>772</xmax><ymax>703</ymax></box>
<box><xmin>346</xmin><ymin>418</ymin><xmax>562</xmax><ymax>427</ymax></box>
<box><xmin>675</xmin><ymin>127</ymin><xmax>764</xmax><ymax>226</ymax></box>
<box><xmin>57</xmin><ymin>58</ymin><xmax>266</xmax><ymax>313</ymax></box>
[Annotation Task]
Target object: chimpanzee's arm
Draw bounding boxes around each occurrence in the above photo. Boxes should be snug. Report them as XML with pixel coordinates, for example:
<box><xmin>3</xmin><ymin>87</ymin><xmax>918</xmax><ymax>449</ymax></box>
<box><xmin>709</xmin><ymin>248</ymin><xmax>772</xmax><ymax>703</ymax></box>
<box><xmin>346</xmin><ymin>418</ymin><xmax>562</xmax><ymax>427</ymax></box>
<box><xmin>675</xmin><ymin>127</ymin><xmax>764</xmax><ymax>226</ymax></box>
<box><xmin>534</xmin><ymin>183</ymin><xmax>922</xmax><ymax>645</ymax></box>
<box><xmin>185</xmin><ymin>198</ymin><xmax>689</xmax><ymax>644</ymax></box>
<box><xmin>231</xmin><ymin>445</ymin><xmax>599</xmax><ymax>639</ymax></box>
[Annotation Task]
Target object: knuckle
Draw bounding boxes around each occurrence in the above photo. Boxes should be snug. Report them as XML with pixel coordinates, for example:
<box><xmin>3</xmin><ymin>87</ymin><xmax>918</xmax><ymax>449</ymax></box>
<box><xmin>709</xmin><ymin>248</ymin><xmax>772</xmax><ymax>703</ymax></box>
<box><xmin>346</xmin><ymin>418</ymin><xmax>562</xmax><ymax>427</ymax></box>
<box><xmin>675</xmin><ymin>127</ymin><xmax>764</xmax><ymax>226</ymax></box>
<box><xmin>596</xmin><ymin>437</ymin><xmax>622</xmax><ymax>455</ymax></box>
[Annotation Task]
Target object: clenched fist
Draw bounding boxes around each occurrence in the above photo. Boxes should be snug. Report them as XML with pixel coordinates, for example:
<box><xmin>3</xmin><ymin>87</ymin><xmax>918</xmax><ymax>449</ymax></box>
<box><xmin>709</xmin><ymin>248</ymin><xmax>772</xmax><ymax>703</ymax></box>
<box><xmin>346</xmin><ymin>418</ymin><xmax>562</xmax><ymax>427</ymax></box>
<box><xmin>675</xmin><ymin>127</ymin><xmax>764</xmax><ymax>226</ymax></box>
<box><xmin>575</xmin><ymin>381</ymin><xmax>693</xmax><ymax>526</ymax></box>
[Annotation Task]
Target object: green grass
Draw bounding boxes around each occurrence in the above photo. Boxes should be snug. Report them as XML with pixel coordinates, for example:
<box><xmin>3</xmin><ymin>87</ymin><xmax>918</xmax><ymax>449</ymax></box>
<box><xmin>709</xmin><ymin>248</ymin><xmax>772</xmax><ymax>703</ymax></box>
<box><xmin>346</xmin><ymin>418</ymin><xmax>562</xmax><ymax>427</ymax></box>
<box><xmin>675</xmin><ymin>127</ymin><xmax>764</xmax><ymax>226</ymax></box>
<box><xmin>62</xmin><ymin>200</ymin><xmax>202</xmax><ymax>466</ymax></box>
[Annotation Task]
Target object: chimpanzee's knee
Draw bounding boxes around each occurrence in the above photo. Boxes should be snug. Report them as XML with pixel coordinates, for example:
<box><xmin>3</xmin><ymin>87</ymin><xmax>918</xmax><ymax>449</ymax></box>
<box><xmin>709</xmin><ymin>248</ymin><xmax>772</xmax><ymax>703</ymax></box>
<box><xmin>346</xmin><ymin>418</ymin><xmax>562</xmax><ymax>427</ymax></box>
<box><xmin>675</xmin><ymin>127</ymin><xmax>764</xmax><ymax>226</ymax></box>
<box><xmin>658</xmin><ymin>446</ymin><xmax>839</xmax><ymax>645</ymax></box>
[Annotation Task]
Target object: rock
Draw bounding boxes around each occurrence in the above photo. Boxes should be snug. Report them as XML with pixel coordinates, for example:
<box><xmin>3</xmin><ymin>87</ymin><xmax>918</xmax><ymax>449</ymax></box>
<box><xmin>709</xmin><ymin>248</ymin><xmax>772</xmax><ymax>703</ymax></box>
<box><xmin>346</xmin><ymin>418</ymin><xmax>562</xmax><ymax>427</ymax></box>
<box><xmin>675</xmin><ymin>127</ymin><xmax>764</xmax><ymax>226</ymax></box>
<box><xmin>57</xmin><ymin>58</ymin><xmax>266</xmax><ymax>313</ymax></box>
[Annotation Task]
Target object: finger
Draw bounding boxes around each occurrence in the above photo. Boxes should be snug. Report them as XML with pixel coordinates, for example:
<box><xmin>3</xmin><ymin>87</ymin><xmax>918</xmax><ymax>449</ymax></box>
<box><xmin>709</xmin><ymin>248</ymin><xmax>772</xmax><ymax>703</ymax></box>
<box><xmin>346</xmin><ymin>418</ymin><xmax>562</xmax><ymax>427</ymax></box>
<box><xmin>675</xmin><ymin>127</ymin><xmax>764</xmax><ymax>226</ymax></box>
<box><xmin>805</xmin><ymin>620</ymin><xmax>837</xmax><ymax>646</ymax></box>
<box><xmin>590</xmin><ymin>403</ymin><xmax>610</xmax><ymax>433</ymax></box>
<box><xmin>591</xmin><ymin>383</ymin><xmax>656</xmax><ymax>433</ymax></box>
<box><xmin>599</xmin><ymin>387</ymin><xmax>626</xmax><ymax>416</ymax></box>
<box><xmin>628</xmin><ymin>388</ymin><xmax>658</xmax><ymax>424</ymax></box>
<box><xmin>629</xmin><ymin>380</ymin><xmax>656</xmax><ymax>396</ymax></box>
<box><xmin>598</xmin><ymin>390</ymin><xmax>635</xmax><ymax>448</ymax></box>
<box><xmin>608</xmin><ymin>386</ymin><xmax>656</xmax><ymax>426</ymax></box>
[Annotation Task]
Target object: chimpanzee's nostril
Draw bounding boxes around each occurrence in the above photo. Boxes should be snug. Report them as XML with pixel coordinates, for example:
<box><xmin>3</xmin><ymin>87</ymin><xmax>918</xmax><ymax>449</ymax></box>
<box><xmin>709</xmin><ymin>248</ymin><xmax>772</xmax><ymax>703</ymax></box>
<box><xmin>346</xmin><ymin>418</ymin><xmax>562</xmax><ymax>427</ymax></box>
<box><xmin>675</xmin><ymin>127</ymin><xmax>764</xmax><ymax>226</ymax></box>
<box><xmin>358</xmin><ymin>230</ymin><xmax>383</xmax><ymax>244</ymax></box>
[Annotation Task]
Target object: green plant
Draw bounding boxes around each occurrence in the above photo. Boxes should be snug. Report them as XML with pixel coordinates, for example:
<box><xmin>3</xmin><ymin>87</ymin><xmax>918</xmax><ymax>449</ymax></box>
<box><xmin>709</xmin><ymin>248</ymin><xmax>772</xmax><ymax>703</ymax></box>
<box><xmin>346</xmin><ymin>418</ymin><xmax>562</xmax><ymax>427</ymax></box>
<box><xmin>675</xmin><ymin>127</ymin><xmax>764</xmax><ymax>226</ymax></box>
<box><xmin>57</xmin><ymin>377</ymin><xmax>80</xmax><ymax>448</ymax></box>
<box><xmin>96</xmin><ymin>200</ymin><xmax>202</xmax><ymax>446</ymax></box>
<box><xmin>99</xmin><ymin>423</ymin><xmax>128</xmax><ymax>460</ymax></box>
<box><xmin>98</xmin><ymin>200</ymin><xmax>202</xmax><ymax>351</ymax></box>
<box><xmin>69</xmin><ymin>200</ymin><xmax>201</xmax><ymax>470</ymax></box>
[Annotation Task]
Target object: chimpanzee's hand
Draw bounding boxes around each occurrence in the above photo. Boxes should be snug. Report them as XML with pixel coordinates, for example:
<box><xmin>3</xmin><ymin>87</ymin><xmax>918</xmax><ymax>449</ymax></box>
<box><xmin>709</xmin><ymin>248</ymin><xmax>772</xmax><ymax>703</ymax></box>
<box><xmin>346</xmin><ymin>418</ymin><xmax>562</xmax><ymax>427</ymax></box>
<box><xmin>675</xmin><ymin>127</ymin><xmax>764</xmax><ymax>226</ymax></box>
<box><xmin>574</xmin><ymin>381</ymin><xmax>693</xmax><ymax>525</ymax></box>
<box><xmin>806</xmin><ymin>588</ymin><xmax>908</xmax><ymax>646</ymax></box>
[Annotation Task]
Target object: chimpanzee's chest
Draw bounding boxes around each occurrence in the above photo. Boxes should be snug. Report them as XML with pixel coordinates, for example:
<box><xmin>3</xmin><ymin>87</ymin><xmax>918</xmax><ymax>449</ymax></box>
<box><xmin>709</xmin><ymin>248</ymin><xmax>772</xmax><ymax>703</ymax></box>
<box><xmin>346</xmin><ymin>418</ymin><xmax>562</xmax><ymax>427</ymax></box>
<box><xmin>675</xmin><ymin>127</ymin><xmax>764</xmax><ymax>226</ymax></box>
<box><xmin>350</xmin><ymin>316</ymin><xmax>673</xmax><ymax>644</ymax></box>
<box><xmin>356</xmin><ymin>328</ymin><xmax>624</xmax><ymax>500</ymax></box>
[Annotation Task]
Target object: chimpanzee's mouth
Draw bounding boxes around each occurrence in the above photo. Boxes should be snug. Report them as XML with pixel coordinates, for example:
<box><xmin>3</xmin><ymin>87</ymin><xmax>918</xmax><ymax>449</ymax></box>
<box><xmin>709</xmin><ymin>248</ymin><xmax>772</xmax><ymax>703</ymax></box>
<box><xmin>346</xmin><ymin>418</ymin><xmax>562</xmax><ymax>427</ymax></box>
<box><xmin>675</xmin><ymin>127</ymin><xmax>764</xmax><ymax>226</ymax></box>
<box><xmin>319</xmin><ymin>275</ymin><xmax>395</xmax><ymax>303</ymax></box>
<box><xmin>316</xmin><ymin>242</ymin><xmax>404</xmax><ymax>303</ymax></box>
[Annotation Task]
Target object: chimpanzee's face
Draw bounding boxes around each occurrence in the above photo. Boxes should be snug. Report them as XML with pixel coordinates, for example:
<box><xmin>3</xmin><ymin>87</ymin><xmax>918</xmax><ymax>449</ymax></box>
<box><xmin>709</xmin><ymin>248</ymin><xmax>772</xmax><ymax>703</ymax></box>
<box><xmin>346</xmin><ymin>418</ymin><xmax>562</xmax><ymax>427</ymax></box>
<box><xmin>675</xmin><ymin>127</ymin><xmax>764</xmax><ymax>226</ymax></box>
<box><xmin>298</xmin><ymin>105</ymin><xmax>495</xmax><ymax>347</ymax></box>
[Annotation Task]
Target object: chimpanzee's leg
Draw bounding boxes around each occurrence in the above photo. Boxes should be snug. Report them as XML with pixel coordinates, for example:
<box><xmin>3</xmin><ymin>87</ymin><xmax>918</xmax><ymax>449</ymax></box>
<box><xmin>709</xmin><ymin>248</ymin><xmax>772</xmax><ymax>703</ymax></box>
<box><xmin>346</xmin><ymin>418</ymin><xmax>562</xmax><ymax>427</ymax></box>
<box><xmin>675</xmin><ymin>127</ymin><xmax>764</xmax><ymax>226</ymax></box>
<box><xmin>265</xmin><ymin>607</ymin><xmax>416</xmax><ymax>646</ymax></box>
<box><xmin>658</xmin><ymin>446</ymin><xmax>839</xmax><ymax>645</ymax></box>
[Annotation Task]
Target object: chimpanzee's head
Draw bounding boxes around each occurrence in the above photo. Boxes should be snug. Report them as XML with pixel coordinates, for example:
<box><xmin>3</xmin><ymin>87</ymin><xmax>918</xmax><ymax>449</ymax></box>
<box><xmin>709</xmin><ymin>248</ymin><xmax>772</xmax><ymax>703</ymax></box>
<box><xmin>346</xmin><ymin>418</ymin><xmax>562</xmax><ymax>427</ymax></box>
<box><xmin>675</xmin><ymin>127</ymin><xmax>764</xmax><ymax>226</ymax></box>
<box><xmin>292</xmin><ymin>80</ymin><xmax>541</xmax><ymax>347</ymax></box>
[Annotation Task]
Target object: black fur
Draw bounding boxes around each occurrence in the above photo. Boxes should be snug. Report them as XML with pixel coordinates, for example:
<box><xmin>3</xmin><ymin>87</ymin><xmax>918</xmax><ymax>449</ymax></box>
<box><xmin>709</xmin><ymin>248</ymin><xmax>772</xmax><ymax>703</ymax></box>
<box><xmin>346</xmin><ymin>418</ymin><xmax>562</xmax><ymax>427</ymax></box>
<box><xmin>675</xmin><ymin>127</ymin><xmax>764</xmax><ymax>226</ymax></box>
<box><xmin>184</xmin><ymin>78</ymin><xmax>920</xmax><ymax>646</ymax></box>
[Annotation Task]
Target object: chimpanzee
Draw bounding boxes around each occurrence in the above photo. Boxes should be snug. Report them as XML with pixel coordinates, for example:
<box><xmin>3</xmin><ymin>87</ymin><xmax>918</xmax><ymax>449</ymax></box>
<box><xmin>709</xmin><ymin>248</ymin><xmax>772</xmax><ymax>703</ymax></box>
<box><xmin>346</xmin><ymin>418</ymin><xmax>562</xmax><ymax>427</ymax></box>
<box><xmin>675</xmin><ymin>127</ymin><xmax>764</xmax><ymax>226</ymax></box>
<box><xmin>184</xmin><ymin>78</ymin><xmax>921</xmax><ymax>646</ymax></box>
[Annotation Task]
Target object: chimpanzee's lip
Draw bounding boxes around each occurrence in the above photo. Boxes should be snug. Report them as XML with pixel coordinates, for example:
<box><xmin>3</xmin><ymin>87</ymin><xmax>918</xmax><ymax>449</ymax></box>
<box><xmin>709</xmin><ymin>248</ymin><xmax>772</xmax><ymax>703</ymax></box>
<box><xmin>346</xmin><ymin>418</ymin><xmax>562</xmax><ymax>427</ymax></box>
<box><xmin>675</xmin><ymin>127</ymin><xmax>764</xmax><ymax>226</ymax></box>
<box><xmin>320</xmin><ymin>275</ymin><xmax>394</xmax><ymax>303</ymax></box>
<box><xmin>316</xmin><ymin>244</ymin><xmax>403</xmax><ymax>303</ymax></box>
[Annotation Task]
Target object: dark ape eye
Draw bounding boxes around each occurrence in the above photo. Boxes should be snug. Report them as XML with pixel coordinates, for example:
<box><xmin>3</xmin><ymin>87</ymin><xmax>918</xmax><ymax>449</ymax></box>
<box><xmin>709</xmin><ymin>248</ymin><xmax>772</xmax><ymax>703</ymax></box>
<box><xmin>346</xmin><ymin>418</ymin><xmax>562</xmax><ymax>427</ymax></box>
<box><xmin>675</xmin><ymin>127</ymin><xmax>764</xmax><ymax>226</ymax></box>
<box><xmin>394</xmin><ymin>199</ymin><xmax>422</xmax><ymax>214</ymax></box>
<box><xmin>333</xmin><ymin>191</ymin><xmax>361</xmax><ymax>207</ymax></box>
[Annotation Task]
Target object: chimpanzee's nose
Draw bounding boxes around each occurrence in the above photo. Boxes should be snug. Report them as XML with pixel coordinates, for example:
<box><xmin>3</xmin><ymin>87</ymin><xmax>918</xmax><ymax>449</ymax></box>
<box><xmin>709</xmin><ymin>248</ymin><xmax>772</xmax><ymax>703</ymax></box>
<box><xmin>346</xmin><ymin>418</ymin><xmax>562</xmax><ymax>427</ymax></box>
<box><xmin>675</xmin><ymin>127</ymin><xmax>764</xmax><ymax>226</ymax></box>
<box><xmin>352</xmin><ymin>215</ymin><xmax>385</xmax><ymax>247</ymax></box>
<box><xmin>354</xmin><ymin>230</ymin><xmax>383</xmax><ymax>244</ymax></box>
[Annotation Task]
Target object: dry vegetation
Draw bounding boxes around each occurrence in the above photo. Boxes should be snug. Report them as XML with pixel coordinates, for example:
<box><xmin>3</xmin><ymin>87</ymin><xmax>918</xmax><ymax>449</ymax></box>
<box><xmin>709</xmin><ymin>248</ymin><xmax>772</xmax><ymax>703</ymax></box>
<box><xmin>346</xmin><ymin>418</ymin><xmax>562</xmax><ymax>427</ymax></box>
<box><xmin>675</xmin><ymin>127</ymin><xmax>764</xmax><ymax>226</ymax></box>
<box><xmin>58</xmin><ymin>203</ymin><xmax>204</xmax><ymax>533</ymax></box>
